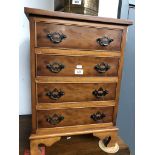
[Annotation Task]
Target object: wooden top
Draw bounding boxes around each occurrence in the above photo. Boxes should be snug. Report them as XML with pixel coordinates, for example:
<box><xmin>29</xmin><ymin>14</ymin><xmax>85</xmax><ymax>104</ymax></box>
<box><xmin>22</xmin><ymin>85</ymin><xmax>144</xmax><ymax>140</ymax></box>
<box><xmin>24</xmin><ymin>7</ymin><xmax>133</xmax><ymax>26</ymax></box>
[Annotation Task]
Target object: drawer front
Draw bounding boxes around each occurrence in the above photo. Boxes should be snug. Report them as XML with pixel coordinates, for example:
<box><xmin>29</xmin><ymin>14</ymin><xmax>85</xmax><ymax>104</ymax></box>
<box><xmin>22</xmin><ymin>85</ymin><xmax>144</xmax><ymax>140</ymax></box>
<box><xmin>36</xmin><ymin>54</ymin><xmax>119</xmax><ymax>77</ymax></box>
<box><xmin>37</xmin><ymin>107</ymin><xmax>113</xmax><ymax>128</ymax></box>
<box><xmin>37</xmin><ymin>83</ymin><xmax>116</xmax><ymax>103</ymax></box>
<box><xmin>36</xmin><ymin>23</ymin><xmax>122</xmax><ymax>51</ymax></box>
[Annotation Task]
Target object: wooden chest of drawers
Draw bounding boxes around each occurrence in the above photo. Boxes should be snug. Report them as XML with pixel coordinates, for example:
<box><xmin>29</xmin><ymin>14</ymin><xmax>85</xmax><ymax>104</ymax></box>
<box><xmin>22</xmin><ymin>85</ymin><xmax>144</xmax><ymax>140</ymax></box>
<box><xmin>25</xmin><ymin>7</ymin><xmax>132</xmax><ymax>155</ymax></box>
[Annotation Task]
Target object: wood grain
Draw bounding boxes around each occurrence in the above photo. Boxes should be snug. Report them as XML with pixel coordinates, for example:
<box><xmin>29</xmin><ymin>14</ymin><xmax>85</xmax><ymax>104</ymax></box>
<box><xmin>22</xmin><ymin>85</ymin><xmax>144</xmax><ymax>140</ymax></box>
<box><xmin>36</xmin><ymin>77</ymin><xmax>118</xmax><ymax>83</ymax></box>
<box><xmin>35</xmin><ymin>47</ymin><xmax>121</xmax><ymax>57</ymax></box>
<box><xmin>36</xmin><ymin>54</ymin><xmax>119</xmax><ymax>77</ymax></box>
<box><xmin>29</xmin><ymin>17</ymin><xmax>37</xmax><ymax>133</ymax></box>
<box><xmin>36</xmin><ymin>101</ymin><xmax>115</xmax><ymax>110</ymax></box>
<box><xmin>36</xmin><ymin>22</ymin><xmax>122</xmax><ymax>51</ymax></box>
<box><xmin>113</xmin><ymin>28</ymin><xmax>128</xmax><ymax>125</ymax></box>
<box><xmin>34</xmin><ymin>17</ymin><xmax>126</xmax><ymax>29</ymax></box>
<box><xmin>36</xmin><ymin>123</ymin><xmax>114</xmax><ymax>136</ymax></box>
<box><xmin>37</xmin><ymin>83</ymin><xmax>117</xmax><ymax>103</ymax></box>
<box><xmin>24</xmin><ymin>7</ymin><xmax>133</xmax><ymax>25</ymax></box>
<box><xmin>37</xmin><ymin>106</ymin><xmax>114</xmax><ymax>128</ymax></box>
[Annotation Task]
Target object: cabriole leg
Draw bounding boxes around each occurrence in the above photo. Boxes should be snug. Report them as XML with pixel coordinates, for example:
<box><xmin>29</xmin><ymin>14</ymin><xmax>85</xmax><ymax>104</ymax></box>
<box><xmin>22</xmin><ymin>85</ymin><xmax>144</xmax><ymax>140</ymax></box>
<box><xmin>93</xmin><ymin>130</ymin><xmax>119</xmax><ymax>153</ymax></box>
<box><xmin>30</xmin><ymin>136</ymin><xmax>61</xmax><ymax>155</ymax></box>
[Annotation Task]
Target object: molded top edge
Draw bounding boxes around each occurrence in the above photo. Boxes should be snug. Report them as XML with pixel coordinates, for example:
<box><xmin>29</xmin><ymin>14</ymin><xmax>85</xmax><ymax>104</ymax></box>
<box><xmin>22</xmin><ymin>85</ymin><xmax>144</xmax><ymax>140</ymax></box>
<box><xmin>24</xmin><ymin>7</ymin><xmax>133</xmax><ymax>26</ymax></box>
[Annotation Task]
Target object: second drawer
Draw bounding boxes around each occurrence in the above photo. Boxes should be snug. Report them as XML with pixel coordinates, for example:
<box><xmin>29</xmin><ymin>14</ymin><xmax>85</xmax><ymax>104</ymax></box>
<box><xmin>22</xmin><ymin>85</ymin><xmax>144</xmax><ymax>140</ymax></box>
<box><xmin>36</xmin><ymin>54</ymin><xmax>119</xmax><ymax>77</ymax></box>
<box><xmin>37</xmin><ymin>83</ymin><xmax>117</xmax><ymax>103</ymax></box>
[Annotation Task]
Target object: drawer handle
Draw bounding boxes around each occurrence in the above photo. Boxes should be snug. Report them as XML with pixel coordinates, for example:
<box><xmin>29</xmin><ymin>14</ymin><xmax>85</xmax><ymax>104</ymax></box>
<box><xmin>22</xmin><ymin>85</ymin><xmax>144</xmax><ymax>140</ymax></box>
<box><xmin>91</xmin><ymin>111</ymin><xmax>106</xmax><ymax>122</ymax></box>
<box><xmin>47</xmin><ymin>32</ymin><xmax>66</xmax><ymax>44</ymax></box>
<box><xmin>46</xmin><ymin>88</ymin><xmax>64</xmax><ymax>100</ymax></box>
<box><xmin>46</xmin><ymin>62</ymin><xmax>65</xmax><ymax>73</ymax></box>
<box><xmin>92</xmin><ymin>87</ymin><xmax>108</xmax><ymax>98</ymax></box>
<box><xmin>96</xmin><ymin>36</ymin><xmax>113</xmax><ymax>46</ymax></box>
<box><xmin>94</xmin><ymin>63</ymin><xmax>111</xmax><ymax>73</ymax></box>
<box><xmin>46</xmin><ymin>114</ymin><xmax>64</xmax><ymax>125</ymax></box>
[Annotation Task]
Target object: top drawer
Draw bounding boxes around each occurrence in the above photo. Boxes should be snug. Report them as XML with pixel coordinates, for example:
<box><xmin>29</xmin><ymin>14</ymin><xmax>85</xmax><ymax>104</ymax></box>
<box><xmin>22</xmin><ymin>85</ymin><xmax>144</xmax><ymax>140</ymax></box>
<box><xmin>36</xmin><ymin>22</ymin><xmax>122</xmax><ymax>51</ymax></box>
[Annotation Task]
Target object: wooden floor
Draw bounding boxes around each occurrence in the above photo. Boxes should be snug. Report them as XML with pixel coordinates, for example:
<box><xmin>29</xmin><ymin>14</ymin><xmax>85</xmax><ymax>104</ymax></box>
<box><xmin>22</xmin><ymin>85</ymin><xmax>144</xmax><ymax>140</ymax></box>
<box><xmin>19</xmin><ymin>115</ymin><xmax>130</xmax><ymax>155</ymax></box>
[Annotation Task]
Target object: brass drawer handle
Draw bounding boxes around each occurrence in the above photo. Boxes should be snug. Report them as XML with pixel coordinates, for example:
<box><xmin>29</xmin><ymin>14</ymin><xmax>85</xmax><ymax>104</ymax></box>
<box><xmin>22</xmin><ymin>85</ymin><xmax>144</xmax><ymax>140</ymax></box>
<box><xmin>94</xmin><ymin>62</ymin><xmax>111</xmax><ymax>73</ymax></box>
<box><xmin>46</xmin><ymin>88</ymin><xmax>64</xmax><ymax>100</ymax></box>
<box><xmin>46</xmin><ymin>114</ymin><xmax>64</xmax><ymax>125</ymax></box>
<box><xmin>92</xmin><ymin>87</ymin><xmax>108</xmax><ymax>98</ymax></box>
<box><xmin>47</xmin><ymin>32</ymin><xmax>66</xmax><ymax>44</ymax></box>
<box><xmin>96</xmin><ymin>36</ymin><xmax>113</xmax><ymax>46</ymax></box>
<box><xmin>91</xmin><ymin>111</ymin><xmax>106</xmax><ymax>122</ymax></box>
<box><xmin>46</xmin><ymin>62</ymin><xmax>65</xmax><ymax>73</ymax></box>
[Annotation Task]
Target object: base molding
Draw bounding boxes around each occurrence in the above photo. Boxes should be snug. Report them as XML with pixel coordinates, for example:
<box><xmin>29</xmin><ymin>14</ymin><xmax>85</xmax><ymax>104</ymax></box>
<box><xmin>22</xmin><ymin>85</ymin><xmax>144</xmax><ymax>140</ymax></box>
<box><xmin>29</xmin><ymin>126</ymin><xmax>119</xmax><ymax>154</ymax></box>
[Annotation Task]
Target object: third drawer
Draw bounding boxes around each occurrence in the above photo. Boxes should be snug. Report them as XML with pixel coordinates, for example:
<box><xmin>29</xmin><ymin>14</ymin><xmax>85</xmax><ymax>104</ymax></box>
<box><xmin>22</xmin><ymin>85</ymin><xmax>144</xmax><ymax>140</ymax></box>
<box><xmin>37</xmin><ymin>83</ymin><xmax>117</xmax><ymax>103</ymax></box>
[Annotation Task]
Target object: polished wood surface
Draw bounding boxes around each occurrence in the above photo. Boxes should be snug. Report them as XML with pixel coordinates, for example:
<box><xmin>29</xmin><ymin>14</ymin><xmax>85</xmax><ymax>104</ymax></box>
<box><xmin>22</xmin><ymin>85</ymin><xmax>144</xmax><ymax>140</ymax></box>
<box><xmin>37</xmin><ymin>106</ymin><xmax>113</xmax><ymax>128</ymax></box>
<box><xmin>36</xmin><ymin>123</ymin><xmax>114</xmax><ymax>136</ymax></box>
<box><xmin>35</xmin><ymin>48</ymin><xmax>121</xmax><ymax>57</ymax></box>
<box><xmin>29</xmin><ymin>17</ymin><xmax>37</xmax><ymax>133</ymax></box>
<box><xmin>36</xmin><ymin>54</ymin><xmax>119</xmax><ymax>77</ymax></box>
<box><xmin>113</xmin><ymin>28</ymin><xmax>128</xmax><ymax>125</ymax></box>
<box><xmin>36</xmin><ymin>22</ymin><xmax>122</xmax><ymax>51</ymax></box>
<box><xmin>36</xmin><ymin>77</ymin><xmax>118</xmax><ymax>83</ymax></box>
<box><xmin>36</xmin><ymin>101</ymin><xmax>115</xmax><ymax>110</ymax></box>
<box><xmin>24</xmin><ymin>7</ymin><xmax>133</xmax><ymax>25</ymax></box>
<box><xmin>37</xmin><ymin>83</ymin><xmax>116</xmax><ymax>103</ymax></box>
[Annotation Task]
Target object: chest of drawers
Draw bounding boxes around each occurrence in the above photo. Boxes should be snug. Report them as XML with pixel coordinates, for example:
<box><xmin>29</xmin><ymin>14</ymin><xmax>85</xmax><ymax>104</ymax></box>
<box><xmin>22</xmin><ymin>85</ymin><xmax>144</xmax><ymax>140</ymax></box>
<box><xmin>25</xmin><ymin>7</ymin><xmax>132</xmax><ymax>154</ymax></box>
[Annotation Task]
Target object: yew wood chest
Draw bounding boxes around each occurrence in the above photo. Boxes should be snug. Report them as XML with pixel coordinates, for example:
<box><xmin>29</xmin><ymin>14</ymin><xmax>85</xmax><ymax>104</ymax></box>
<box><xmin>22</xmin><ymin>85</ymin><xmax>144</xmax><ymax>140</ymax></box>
<box><xmin>25</xmin><ymin>7</ymin><xmax>132</xmax><ymax>155</ymax></box>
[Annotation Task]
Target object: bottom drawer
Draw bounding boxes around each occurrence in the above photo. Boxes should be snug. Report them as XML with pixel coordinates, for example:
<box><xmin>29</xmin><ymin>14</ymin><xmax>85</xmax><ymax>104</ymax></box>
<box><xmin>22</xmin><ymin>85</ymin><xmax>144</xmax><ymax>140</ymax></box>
<box><xmin>37</xmin><ymin>106</ymin><xmax>114</xmax><ymax>128</ymax></box>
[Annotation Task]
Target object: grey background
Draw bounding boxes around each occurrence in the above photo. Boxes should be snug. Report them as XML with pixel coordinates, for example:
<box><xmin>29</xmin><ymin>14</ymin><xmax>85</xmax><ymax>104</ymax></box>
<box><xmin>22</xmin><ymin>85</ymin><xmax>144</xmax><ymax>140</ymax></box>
<box><xmin>117</xmin><ymin>1</ymin><xmax>135</xmax><ymax>154</ymax></box>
